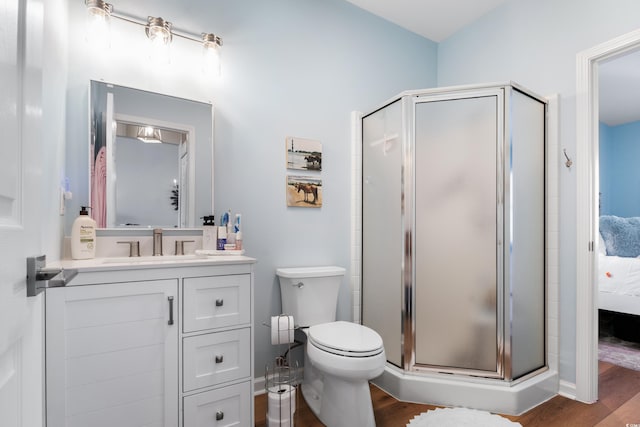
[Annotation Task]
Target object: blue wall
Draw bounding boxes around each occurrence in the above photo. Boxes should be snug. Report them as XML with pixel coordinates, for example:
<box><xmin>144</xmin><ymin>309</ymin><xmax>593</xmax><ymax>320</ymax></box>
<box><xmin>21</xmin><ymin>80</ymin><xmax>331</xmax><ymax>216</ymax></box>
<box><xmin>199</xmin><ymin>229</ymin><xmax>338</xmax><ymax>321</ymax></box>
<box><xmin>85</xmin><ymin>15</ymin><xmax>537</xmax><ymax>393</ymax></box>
<box><xmin>600</xmin><ymin>121</ymin><xmax>640</xmax><ymax>217</ymax></box>
<box><xmin>436</xmin><ymin>0</ymin><xmax>640</xmax><ymax>384</ymax></box>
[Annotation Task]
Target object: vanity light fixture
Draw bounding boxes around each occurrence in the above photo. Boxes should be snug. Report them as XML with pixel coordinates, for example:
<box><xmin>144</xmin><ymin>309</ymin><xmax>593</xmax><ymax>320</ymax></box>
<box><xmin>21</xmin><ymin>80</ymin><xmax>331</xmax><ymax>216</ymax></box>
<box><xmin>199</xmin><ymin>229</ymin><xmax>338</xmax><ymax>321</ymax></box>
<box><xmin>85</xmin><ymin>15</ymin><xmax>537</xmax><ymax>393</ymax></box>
<box><xmin>83</xmin><ymin>0</ymin><xmax>223</xmax><ymax>73</ymax></box>
<box><xmin>201</xmin><ymin>33</ymin><xmax>223</xmax><ymax>75</ymax></box>
<box><xmin>85</xmin><ymin>0</ymin><xmax>113</xmax><ymax>48</ymax></box>
<box><xmin>85</xmin><ymin>0</ymin><xmax>112</xmax><ymax>23</ymax></box>
<box><xmin>136</xmin><ymin>126</ymin><xmax>163</xmax><ymax>144</ymax></box>
<box><xmin>145</xmin><ymin>16</ymin><xmax>172</xmax><ymax>45</ymax></box>
<box><xmin>145</xmin><ymin>16</ymin><xmax>172</xmax><ymax>64</ymax></box>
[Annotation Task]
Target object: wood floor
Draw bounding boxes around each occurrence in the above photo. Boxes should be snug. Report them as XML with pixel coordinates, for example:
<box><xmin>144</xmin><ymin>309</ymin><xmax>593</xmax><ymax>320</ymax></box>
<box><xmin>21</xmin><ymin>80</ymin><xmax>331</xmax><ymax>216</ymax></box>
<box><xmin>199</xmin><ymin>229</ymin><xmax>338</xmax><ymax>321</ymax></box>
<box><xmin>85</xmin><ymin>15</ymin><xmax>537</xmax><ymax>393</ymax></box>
<box><xmin>255</xmin><ymin>361</ymin><xmax>640</xmax><ymax>427</ymax></box>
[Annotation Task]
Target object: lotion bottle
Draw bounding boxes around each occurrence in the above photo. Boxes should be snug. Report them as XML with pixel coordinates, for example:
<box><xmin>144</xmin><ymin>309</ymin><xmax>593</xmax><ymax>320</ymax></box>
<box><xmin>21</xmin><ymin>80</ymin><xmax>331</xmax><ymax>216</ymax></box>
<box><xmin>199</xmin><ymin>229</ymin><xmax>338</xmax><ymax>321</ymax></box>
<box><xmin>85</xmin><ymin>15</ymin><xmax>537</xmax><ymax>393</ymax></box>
<box><xmin>71</xmin><ymin>206</ymin><xmax>97</xmax><ymax>259</ymax></box>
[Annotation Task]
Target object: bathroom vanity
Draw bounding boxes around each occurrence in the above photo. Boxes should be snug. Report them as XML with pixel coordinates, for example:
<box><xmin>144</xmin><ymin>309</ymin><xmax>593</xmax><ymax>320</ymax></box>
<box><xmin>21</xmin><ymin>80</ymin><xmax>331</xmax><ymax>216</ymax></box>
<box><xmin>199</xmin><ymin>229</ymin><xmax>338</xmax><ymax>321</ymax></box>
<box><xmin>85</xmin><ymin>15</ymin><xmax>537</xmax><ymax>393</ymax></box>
<box><xmin>44</xmin><ymin>255</ymin><xmax>255</xmax><ymax>427</ymax></box>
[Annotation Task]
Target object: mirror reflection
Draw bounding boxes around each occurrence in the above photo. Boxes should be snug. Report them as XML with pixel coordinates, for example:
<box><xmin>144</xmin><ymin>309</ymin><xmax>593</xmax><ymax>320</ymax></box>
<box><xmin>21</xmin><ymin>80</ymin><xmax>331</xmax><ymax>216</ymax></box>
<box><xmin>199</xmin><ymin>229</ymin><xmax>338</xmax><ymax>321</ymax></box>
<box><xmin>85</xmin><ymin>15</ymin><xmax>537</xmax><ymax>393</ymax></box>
<box><xmin>89</xmin><ymin>81</ymin><xmax>213</xmax><ymax>228</ymax></box>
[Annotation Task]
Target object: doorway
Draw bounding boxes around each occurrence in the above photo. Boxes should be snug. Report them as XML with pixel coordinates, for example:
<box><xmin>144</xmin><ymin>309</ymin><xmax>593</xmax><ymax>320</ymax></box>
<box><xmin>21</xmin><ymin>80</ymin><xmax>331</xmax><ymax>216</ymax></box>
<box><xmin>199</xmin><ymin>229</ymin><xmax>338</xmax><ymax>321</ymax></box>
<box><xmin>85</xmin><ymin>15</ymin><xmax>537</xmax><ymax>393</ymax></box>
<box><xmin>576</xmin><ymin>28</ymin><xmax>640</xmax><ymax>403</ymax></box>
<box><xmin>597</xmin><ymin>49</ymin><xmax>640</xmax><ymax>369</ymax></box>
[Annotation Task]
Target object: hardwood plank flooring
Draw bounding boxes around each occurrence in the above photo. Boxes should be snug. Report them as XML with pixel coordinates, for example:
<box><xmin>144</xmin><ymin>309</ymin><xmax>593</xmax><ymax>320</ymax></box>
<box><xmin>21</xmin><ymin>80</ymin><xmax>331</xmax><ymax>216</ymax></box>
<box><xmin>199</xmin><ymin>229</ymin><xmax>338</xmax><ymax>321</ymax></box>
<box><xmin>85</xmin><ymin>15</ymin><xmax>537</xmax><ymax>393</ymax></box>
<box><xmin>255</xmin><ymin>361</ymin><xmax>640</xmax><ymax>427</ymax></box>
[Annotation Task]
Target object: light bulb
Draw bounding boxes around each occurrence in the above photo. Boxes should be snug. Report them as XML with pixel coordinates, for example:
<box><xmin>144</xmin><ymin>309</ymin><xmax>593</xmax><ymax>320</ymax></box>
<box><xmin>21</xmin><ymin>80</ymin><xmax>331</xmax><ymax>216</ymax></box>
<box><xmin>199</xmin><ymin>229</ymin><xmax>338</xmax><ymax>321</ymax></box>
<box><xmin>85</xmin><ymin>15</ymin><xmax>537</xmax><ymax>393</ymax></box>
<box><xmin>201</xmin><ymin>33</ymin><xmax>222</xmax><ymax>77</ymax></box>
<box><xmin>146</xmin><ymin>17</ymin><xmax>172</xmax><ymax>65</ymax></box>
<box><xmin>85</xmin><ymin>0</ymin><xmax>112</xmax><ymax>49</ymax></box>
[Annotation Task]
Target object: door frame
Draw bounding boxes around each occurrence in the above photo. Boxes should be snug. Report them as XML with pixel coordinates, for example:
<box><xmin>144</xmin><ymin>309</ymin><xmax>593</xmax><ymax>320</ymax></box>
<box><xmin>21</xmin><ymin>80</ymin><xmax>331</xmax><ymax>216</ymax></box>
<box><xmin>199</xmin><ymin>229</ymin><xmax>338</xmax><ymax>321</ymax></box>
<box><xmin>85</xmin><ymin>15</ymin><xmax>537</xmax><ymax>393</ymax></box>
<box><xmin>575</xmin><ymin>28</ymin><xmax>640</xmax><ymax>403</ymax></box>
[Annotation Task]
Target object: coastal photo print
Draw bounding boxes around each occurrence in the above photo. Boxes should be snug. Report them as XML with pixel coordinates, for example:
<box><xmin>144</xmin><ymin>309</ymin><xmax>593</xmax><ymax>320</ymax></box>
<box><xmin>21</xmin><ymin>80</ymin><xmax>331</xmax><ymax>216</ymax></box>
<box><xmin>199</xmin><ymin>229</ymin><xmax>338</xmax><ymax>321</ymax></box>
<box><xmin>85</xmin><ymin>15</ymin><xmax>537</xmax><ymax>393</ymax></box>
<box><xmin>286</xmin><ymin>175</ymin><xmax>322</xmax><ymax>208</ymax></box>
<box><xmin>285</xmin><ymin>136</ymin><xmax>322</xmax><ymax>171</ymax></box>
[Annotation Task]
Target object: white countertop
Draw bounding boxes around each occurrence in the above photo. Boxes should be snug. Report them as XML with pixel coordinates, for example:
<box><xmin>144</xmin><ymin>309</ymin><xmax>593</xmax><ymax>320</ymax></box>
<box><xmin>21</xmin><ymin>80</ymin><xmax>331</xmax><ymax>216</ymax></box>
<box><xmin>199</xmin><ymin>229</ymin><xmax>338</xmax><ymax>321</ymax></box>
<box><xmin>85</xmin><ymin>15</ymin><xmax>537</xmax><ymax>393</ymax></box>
<box><xmin>48</xmin><ymin>254</ymin><xmax>256</xmax><ymax>272</ymax></box>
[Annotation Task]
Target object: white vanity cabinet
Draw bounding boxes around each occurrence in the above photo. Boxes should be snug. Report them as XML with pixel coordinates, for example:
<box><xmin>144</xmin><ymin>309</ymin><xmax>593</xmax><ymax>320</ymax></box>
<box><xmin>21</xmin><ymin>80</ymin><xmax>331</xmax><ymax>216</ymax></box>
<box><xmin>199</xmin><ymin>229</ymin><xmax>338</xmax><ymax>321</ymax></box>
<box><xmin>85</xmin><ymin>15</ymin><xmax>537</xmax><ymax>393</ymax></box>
<box><xmin>44</xmin><ymin>258</ymin><xmax>255</xmax><ymax>427</ymax></box>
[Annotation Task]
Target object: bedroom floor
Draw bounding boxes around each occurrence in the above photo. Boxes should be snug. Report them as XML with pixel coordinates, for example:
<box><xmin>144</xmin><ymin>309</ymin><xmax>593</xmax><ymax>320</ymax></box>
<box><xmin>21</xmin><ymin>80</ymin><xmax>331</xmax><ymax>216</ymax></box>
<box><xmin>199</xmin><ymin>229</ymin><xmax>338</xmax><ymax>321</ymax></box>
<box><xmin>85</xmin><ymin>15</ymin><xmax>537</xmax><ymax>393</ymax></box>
<box><xmin>599</xmin><ymin>310</ymin><xmax>640</xmax><ymax>371</ymax></box>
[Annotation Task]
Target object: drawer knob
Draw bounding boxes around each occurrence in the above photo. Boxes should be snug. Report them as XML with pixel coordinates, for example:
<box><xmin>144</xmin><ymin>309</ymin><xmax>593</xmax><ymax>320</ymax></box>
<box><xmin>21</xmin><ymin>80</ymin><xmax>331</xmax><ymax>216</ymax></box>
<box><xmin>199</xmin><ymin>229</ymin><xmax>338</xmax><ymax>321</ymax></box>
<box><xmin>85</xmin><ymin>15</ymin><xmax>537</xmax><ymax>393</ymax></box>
<box><xmin>215</xmin><ymin>354</ymin><xmax>224</xmax><ymax>364</ymax></box>
<box><xmin>215</xmin><ymin>298</ymin><xmax>224</xmax><ymax>307</ymax></box>
<box><xmin>215</xmin><ymin>410</ymin><xmax>224</xmax><ymax>421</ymax></box>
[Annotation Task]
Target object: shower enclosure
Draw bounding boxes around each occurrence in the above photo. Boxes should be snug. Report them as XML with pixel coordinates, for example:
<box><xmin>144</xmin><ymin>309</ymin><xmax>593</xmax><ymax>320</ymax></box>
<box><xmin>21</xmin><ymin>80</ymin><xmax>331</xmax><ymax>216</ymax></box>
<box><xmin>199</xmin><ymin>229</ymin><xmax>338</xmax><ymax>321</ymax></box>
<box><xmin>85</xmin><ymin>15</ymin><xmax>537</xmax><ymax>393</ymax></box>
<box><xmin>361</xmin><ymin>83</ymin><xmax>547</xmax><ymax>400</ymax></box>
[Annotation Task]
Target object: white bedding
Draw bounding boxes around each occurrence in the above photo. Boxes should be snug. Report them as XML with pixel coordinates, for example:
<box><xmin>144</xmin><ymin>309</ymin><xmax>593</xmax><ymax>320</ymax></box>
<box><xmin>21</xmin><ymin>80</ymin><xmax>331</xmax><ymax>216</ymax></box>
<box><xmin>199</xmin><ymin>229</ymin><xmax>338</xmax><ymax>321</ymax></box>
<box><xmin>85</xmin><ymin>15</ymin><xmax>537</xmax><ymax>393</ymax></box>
<box><xmin>598</xmin><ymin>254</ymin><xmax>640</xmax><ymax>316</ymax></box>
<box><xmin>598</xmin><ymin>254</ymin><xmax>640</xmax><ymax>297</ymax></box>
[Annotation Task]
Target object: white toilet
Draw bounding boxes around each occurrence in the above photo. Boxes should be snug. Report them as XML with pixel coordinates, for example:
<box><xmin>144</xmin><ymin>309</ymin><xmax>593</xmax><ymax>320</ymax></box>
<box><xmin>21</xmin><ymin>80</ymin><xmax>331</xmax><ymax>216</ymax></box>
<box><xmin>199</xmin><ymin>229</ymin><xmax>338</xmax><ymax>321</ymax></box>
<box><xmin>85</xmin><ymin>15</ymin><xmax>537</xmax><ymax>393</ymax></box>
<box><xmin>276</xmin><ymin>266</ymin><xmax>386</xmax><ymax>427</ymax></box>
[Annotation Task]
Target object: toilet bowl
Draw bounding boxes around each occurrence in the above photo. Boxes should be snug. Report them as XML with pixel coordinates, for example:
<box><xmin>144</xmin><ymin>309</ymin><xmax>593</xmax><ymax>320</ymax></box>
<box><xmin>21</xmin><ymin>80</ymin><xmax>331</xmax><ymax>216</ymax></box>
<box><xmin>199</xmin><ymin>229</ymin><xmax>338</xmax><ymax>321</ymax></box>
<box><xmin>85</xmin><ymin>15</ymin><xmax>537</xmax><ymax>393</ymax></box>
<box><xmin>276</xmin><ymin>267</ymin><xmax>386</xmax><ymax>427</ymax></box>
<box><xmin>305</xmin><ymin>321</ymin><xmax>386</xmax><ymax>427</ymax></box>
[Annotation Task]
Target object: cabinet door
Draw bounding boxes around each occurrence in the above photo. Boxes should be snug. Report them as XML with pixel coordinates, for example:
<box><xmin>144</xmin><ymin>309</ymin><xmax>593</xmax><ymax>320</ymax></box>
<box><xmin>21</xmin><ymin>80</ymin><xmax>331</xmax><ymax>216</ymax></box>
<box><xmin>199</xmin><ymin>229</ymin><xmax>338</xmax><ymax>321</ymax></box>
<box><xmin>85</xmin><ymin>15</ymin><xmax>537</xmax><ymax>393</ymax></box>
<box><xmin>183</xmin><ymin>274</ymin><xmax>251</xmax><ymax>332</ymax></box>
<box><xmin>46</xmin><ymin>280</ymin><xmax>179</xmax><ymax>427</ymax></box>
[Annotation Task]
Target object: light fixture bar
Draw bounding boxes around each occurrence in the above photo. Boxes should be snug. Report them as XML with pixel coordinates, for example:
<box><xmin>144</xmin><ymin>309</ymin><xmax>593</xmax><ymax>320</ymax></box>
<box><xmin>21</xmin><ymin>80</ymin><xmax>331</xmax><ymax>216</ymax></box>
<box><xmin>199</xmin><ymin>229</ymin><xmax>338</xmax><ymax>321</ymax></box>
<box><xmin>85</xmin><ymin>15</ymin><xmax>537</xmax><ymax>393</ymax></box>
<box><xmin>85</xmin><ymin>1</ymin><xmax>223</xmax><ymax>47</ymax></box>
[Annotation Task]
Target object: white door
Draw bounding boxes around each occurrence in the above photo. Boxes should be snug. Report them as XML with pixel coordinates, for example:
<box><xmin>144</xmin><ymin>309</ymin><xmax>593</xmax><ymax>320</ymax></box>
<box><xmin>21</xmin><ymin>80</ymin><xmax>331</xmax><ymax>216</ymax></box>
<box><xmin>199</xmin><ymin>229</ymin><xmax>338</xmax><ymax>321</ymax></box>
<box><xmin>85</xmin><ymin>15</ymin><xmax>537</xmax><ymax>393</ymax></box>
<box><xmin>0</xmin><ymin>0</ymin><xmax>44</xmax><ymax>426</ymax></box>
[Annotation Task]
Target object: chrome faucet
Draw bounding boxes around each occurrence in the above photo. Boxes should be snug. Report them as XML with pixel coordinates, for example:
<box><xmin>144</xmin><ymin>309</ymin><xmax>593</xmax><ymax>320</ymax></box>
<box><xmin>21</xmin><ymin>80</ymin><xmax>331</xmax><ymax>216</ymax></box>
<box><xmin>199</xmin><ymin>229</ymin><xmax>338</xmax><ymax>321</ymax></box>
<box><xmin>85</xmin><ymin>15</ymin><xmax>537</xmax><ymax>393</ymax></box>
<box><xmin>153</xmin><ymin>228</ymin><xmax>163</xmax><ymax>256</ymax></box>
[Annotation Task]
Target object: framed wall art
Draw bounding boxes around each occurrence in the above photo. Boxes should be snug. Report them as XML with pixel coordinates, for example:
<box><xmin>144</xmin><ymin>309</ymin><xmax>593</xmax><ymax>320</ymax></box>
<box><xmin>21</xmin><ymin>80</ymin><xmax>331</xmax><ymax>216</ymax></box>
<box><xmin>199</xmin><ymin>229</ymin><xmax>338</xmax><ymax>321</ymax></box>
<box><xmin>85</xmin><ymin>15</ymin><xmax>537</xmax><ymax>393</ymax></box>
<box><xmin>286</xmin><ymin>136</ymin><xmax>322</xmax><ymax>171</ymax></box>
<box><xmin>286</xmin><ymin>175</ymin><xmax>322</xmax><ymax>208</ymax></box>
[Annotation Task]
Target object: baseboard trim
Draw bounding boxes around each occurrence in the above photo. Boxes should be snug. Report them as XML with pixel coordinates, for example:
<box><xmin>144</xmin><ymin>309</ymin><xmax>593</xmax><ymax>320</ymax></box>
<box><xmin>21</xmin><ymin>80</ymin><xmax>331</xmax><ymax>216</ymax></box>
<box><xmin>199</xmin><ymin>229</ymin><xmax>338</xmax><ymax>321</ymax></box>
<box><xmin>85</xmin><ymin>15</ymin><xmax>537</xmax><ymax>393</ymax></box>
<box><xmin>558</xmin><ymin>380</ymin><xmax>577</xmax><ymax>400</ymax></box>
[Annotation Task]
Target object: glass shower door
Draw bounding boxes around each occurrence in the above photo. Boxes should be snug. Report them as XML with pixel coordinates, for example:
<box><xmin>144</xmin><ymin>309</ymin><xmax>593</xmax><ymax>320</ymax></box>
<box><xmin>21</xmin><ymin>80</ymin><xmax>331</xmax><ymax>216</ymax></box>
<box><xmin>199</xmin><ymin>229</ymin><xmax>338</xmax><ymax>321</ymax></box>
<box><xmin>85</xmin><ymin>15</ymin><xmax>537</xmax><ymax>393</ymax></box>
<box><xmin>412</xmin><ymin>93</ymin><xmax>502</xmax><ymax>375</ymax></box>
<box><xmin>362</xmin><ymin>100</ymin><xmax>403</xmax><ymax>367</ymax></box>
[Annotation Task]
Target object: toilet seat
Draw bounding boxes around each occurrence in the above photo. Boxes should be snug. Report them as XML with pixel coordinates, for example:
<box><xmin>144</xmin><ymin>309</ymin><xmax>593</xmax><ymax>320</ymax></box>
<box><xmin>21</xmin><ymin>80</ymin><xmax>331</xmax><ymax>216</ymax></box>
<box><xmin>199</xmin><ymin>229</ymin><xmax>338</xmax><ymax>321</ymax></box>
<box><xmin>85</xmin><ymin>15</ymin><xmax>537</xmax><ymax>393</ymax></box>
<box><xmin>308</xmin><ymin>321</ymin><xmax>383</xmax><ymax>358</ymax></box>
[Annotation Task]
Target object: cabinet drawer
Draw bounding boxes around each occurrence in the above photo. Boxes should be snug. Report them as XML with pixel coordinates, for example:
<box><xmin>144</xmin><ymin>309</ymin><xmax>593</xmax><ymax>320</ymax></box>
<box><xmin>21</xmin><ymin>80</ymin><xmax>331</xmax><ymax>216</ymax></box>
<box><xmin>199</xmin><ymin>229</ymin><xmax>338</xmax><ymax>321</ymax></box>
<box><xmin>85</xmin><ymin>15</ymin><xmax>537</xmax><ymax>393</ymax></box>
<box><xmin>183</xmin><ymin>381</ymin><xmax>251</xmax><ymax>427</ymax></box>
<box><xmin>183</xmin><ymin>274</ymin><xmax>250</xmax><ymax>332</ymax></box>
<box><xmin>183</xmin><ymin>328</ymin><xmax>251</xmax><ymax>392</ymax></box>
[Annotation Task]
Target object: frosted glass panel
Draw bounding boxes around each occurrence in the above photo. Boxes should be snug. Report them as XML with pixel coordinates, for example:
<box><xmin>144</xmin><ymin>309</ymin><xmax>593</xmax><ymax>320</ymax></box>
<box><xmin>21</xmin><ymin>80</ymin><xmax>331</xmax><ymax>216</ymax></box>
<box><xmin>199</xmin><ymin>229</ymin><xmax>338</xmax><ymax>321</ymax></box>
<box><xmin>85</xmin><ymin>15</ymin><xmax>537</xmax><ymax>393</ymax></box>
<box><xmin>362</xmin><ymin>100</ymin><xmax>403</xmax><ymax>367</ymax></box>
<box><xmin>414</xmin><ymin>96</ymin><xmax>498</xmax><ymax>372</ymax></box>
<box><xmin>509</xmin><ymin>90</ymin><xmax>546</xmax><ymax>378</ymax></box>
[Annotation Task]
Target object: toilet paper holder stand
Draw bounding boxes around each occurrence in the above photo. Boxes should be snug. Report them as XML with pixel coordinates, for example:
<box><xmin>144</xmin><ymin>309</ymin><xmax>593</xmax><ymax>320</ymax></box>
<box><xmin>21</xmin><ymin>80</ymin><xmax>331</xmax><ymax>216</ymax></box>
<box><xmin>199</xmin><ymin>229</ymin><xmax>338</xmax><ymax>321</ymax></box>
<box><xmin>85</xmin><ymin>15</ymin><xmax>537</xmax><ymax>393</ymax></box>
<box><xmin>265</xmin><ymin>314</ymin><xmax>300</xmax><ymax>426</ymax></box>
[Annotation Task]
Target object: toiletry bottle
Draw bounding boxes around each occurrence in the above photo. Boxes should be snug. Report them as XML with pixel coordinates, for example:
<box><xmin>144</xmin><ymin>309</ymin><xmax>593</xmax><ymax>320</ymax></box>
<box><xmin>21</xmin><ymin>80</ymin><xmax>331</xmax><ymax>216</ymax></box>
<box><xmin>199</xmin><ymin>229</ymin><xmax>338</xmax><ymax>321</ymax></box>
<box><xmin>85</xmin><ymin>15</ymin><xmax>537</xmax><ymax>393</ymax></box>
<box><xmin>226</xmin><ymin>210</ymin><xmax>236</xmax><ymax>249</ymax></box>
<box><xmin>234</xmin><ymin>214</ymin><xmax>243</xmax><ymax>250</ymax></box>
<box><xmin>71</xmin><ymin>206</ymin><xmax>97</xmax><ymax>260</ymax></box>
<box><xmin>202</xmin><ymin>215</ymin><xmax>216</xmax><ymax>250</ymax></box>
<box><xmin>217</xmin><ymin>211</ymin><xmax>229</xmax><ymax>250</ymax></box>
<box><xmin>217</xmin><ymin>226</ymin><xmax>227</xmax><ymax>250</ymax></box>
<box><xmin>226</xmin><ymin>209</ymin><xmax>233</xmax><ymax>235</ymax></box>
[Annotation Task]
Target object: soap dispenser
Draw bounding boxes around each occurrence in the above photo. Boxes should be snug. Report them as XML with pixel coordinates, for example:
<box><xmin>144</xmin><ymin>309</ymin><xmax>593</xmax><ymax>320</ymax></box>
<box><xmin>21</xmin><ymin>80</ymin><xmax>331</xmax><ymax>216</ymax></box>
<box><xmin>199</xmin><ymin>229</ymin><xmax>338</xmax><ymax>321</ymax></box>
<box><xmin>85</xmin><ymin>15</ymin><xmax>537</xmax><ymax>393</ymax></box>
<box><xmin>71</xmin><ymin>206</ymin><xmax>97</xmax><ymax>260</ymax></box>
<box><xmin>202</xmin><ymin>215</ymin><xmax>216</xmax><ymax>250</ymax></box>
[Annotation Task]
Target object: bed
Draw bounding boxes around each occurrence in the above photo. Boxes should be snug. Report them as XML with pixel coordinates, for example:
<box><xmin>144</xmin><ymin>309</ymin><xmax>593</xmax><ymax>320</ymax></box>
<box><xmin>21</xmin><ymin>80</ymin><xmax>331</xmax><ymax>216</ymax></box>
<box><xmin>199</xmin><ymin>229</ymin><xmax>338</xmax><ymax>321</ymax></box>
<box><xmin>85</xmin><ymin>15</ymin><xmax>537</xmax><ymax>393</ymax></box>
<box><xmin>598</xmin><ymin>215</ymin><xmax>640</xmax><ymax>316</ymax></box>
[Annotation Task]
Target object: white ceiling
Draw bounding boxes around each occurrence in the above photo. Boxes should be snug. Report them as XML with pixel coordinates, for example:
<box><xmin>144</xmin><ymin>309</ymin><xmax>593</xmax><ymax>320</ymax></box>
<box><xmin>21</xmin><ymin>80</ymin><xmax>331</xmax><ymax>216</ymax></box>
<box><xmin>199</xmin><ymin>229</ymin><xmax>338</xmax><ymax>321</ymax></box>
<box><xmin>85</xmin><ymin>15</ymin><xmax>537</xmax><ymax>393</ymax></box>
<box><xmin>344</xmin><ymin>0</ymin><xmax>640</xmax><ymax>126</ymax></box>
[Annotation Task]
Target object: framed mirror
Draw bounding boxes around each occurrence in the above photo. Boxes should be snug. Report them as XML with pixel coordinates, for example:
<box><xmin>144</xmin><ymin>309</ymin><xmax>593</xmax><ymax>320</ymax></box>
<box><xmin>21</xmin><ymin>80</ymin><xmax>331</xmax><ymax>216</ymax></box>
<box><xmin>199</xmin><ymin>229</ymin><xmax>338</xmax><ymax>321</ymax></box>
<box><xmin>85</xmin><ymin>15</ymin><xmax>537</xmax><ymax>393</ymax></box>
<box><xmin>89</xmin><ymin>81</ymin><xmax>213</xmax><ymax>228</ymax></box>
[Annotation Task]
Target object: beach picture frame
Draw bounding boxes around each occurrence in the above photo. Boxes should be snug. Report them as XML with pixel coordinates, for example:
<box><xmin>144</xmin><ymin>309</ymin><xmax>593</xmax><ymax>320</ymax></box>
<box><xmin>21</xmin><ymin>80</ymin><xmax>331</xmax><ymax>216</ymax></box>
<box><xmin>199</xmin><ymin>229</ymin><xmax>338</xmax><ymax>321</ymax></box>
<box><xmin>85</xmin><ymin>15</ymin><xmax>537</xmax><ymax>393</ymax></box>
<box><xmin>286</xmin><ymin>136</ymin><xmax>322</xmax><ymax>171</ymax></box>
<box><xmin>286</xmin><ymin>175</ymin><xmax>322</xmax><ymax>208</ymax></box>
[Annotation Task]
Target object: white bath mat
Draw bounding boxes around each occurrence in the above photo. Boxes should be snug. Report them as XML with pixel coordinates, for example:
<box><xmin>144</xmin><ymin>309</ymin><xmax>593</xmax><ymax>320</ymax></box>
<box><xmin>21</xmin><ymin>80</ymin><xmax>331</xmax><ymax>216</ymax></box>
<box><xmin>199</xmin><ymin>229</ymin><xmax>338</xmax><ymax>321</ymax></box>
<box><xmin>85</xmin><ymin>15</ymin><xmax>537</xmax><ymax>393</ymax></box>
<box><xmin>406</xmin><ymin>407</ymin><xmax>522</xmax><ymax>427</ymax></box>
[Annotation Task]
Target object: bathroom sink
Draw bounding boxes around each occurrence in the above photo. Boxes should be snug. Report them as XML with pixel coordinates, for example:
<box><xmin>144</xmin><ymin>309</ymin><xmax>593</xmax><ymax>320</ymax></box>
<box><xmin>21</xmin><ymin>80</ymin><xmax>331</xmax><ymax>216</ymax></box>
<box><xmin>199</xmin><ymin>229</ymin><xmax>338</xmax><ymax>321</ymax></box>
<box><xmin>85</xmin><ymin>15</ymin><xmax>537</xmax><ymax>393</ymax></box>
<box><xmin>101</xmin><ymin>254</ymin><xmax>203</xmax><ymax>264</ymax></box>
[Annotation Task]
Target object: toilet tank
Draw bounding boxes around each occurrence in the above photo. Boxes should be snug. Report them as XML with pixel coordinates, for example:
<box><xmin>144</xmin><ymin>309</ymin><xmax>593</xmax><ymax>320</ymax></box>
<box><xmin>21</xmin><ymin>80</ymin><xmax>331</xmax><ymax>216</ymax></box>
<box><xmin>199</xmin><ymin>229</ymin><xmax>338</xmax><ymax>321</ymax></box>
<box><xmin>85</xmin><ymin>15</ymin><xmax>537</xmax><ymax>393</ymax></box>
<box><xmin>276</xmin><ymin>266</ymin><xmax>345</xmax><ymax>327</ymax></box>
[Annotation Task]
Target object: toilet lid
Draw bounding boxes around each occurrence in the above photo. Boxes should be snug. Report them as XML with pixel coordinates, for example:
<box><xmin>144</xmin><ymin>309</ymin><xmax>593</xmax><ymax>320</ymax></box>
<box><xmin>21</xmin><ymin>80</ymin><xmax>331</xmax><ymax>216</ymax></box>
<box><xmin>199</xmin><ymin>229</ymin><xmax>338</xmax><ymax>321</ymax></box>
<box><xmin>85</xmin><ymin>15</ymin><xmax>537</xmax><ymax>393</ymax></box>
<box><xmin>308</xmin><ymin>321</ymin><xmax>383</xmax><ymax>357</ymax></box>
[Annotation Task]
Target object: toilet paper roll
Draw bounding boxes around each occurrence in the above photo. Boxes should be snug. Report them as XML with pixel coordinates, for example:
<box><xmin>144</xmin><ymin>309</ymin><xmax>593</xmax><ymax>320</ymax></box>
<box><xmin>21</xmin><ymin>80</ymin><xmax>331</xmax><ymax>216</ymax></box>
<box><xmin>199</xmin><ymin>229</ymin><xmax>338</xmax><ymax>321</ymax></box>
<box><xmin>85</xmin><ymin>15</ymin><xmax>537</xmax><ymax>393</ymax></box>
<box><xmin>267</xmin><ymin>384</ymin><xmax>296</xmax><ymax>424</ymax></box>
<box><xmin>271</xmin><ymin>315</ymin><xmax>295</xmax><ymax>345</ymax></box>
<box><xmin>267</xmin><ymin>415</ymin><xmax>292</xmax><ymax>427</ymax></box>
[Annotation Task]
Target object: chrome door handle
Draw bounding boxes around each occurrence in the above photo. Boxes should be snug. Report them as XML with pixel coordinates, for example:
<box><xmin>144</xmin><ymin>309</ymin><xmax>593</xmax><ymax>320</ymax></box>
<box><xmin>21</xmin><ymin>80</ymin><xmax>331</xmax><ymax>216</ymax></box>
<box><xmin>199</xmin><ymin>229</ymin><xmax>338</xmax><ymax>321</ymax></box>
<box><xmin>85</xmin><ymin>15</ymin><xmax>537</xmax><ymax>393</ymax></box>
<box><xmin>26</xmin><ymin>255</ymin><xmax>78</xmax><ymax>297</ymax></box>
